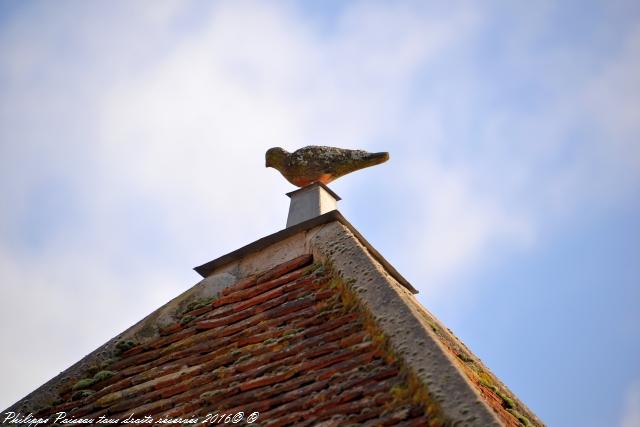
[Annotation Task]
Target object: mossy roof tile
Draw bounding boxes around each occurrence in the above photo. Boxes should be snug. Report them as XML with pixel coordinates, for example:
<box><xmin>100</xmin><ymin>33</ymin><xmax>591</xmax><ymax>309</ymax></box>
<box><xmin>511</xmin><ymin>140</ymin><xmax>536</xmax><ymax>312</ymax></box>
<box><xmin>34</xmin><ymin>256</ymin><xmax>440</xmax><ymax>426</ymax></box>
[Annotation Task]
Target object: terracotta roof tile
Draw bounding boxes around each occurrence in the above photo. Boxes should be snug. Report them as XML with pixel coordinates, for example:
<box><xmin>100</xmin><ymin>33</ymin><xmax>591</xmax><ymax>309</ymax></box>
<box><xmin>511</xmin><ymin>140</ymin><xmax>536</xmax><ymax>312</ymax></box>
<box><xmin>36</xmin><ymin>256</ymin><xmax>445</xmax><ymax>426</ymax></box>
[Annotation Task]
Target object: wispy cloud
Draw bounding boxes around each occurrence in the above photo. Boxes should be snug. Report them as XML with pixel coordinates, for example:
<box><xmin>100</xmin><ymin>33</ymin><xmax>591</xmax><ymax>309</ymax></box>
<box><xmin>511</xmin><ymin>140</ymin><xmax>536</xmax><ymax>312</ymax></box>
<box><xmin>383</xmin><ymin>4</ymin><xmax>640</xmax><ymax>300</ymax></box>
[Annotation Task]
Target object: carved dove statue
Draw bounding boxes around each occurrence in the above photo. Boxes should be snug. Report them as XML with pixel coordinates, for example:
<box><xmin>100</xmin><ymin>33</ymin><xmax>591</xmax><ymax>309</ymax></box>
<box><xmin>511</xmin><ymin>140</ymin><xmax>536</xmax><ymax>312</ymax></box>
<box><xmin>266</xmin><ymin>146</ymin><xmax>390</xmax><ymax>187</ymax></box>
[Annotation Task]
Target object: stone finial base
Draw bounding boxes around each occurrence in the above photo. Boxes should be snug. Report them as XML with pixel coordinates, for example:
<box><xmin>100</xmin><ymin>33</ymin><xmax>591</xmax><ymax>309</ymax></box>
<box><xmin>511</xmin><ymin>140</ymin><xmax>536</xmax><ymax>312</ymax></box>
<box><xmin>286</xmin><ymin>182</ymin><xmax>341</xmax><ymax>228</ymax></box>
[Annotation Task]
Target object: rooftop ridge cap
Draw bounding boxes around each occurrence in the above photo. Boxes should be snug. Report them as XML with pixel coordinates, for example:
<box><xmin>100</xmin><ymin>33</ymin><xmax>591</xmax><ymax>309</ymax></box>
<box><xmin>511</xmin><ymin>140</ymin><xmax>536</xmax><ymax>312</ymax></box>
<box><xmin>193</xmin><ymin>210</ymin><xmax>418</xmax><ymax>294</ymax></box>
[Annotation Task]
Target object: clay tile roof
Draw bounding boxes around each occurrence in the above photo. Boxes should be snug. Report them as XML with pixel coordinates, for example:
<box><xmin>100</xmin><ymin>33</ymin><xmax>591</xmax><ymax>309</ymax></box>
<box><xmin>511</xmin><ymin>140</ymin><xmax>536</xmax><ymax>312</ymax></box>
<box><xmin>6</xmin><ymin>214</ymin><xmax>543</xmax><ymax>427</ymax></box>
<box><xmin>23</xmin><ymin>255</ymin><xmax>441</xmax><ymax>426</ymax></box>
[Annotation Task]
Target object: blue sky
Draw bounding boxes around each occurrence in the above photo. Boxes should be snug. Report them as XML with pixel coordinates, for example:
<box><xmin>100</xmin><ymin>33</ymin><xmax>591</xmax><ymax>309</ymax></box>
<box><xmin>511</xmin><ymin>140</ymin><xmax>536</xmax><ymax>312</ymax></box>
<box><xmin>0</xmin><ymin>1</ymin><xmax>639</xmax><ymax>426</ymax></box>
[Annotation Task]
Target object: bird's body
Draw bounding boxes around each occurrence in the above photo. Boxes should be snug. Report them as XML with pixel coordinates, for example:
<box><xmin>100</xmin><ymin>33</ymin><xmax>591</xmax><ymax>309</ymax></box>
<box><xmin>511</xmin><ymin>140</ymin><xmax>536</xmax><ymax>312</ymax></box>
<box><xmin>266</xmin><ymin>145</ymin><xmax>389</xmax><ymax>187</ymax></box>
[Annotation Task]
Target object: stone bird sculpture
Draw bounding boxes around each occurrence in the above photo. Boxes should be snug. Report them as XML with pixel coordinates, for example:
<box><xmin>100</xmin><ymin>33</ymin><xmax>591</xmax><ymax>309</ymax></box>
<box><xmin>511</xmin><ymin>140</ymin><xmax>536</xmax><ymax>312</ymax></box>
<box><xmin>266</xmin><ymin>145</ymin><xmax>390</xmax><ymax>187</ymax></box>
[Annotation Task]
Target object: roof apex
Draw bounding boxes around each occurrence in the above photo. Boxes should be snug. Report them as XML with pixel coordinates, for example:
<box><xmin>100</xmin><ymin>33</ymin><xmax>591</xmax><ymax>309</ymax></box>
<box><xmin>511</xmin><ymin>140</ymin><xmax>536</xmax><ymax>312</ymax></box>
<box><xmin>194</xmin><ymin>210</ymin><xmax>418</xmax><ymax>294</ymax></box>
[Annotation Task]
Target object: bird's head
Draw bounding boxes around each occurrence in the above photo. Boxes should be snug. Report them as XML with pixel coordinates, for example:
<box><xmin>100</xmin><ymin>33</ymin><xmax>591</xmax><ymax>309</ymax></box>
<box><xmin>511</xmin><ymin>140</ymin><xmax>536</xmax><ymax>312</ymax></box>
<box><xmin>265</xmin><ymin>147</ymin><xmax>288</xmax><ymax>169</ymax></box>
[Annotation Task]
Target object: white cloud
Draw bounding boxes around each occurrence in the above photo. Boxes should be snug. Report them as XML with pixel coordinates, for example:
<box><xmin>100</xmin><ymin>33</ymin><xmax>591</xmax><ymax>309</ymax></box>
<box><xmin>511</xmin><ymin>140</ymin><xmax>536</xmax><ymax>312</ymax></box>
<box><xmin>386</xmin><ymin>7</ymin><xmax>640</xmax><ymax>300</ymax></box>
<box><xmin>406</xmin><ymin>160</ymin><xmax>533</xmax><ymax>298</ymax></box>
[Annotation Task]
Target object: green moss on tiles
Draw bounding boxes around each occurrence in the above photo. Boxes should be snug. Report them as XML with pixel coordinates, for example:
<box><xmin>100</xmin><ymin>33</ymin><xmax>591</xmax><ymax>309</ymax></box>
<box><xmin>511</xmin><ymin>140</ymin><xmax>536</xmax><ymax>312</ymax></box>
<box><xmin>427</xmin><ymin>320</ymin><xmax>438</xmax><ymax>333</ymax></box>
<box><xmin>114</xmin><ymin>339</ymin><xmax>137</xmax><ymax>355</ymax></box>
<box><xmin>99</xmin><ymin>358</ymin><xmax>115</xmax><ymax>370</ymax></box>
<box><xmin>83</xmin><ymin>364</ymin><xmax>100</xmax><ymax>377</ymax></box>
<box><xmin>507</xmin><ymin>409</ymin><xmax>534</xmax><ymax>427</ymax></box>
<box><xmin>72</xmin><ymin>378</ymin><xmax>96</xmax><ymax>391</ymax></box>
<box><xmin>318</xmin><ymin>261</ymin><xmax>450</xmax><ymax>426</ymax></box>
<box><xmin>180</xmin><ymin>315</ymin><xmax>195</xmax><ymax>326</ymax></box>
<box><xmin>71</xmin><ymin>389</ymin><xmax>94</xmax><ymax>401</ymax></box>
<box><xmin>329</xmin><ymin>276</ymin><xmax>359</xmax><ymax>313</ymax></box>
<box><xmin>498</xmin><ymin>390</ymin><xmax>516</xmax><ymax>410</ymax></box>
<box><xmin>390</xmin><ymin>384</ymin><xmax>409</xmax><ymax>401</ymax></box>
<box><xmin>412</xmin><ymin>297</ymin><xmax>539</xmax><ymax>425</ymax></box>
<box><xmin>304</xmin><ymin>262</ymin><xmax>324</xmax><ymax>275</ymax></box>
<box><xmin>478</xmin><ymin>375</ymin><xmax>496</xmax><ymax>391</ymax></box>
<box><xmin>479</xmin><ymin>376</ymin><xmax>516</xmax><ymax>410</ymax></box>
<box><xmin>184</xmin><ymin>297</ymin><xmax>216</xmax><ymax>314</ymax></box>
<box><xmin>456</xmin><ymin>352</ymin><xmax>473</xmax><ymax>363</ymax></box>
<box><xmin>93</xmin><ymin>370</ymin><xmax>116</xmax><ymax>383</ymax></box>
